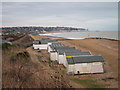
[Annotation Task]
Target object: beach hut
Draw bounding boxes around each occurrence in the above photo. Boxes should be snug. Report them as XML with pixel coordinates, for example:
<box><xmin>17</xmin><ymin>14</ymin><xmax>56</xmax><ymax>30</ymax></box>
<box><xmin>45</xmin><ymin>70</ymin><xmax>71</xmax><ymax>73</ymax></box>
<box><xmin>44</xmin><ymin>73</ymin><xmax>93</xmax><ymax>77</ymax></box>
<box><xmin>38</xmin><ymin>40</ymin><xmax>48</xmax><ymax>49</ymax></box>
<box><xmin>57</xmin><ymin>49</ymin><xmax>80</xmax><ymax>64</ymax></box>
<box><xmin>33</xmin><ymin>38</ymin><xmax>57</xmax><ymax>50</ymax></box>
<box><xmin>66</xmin><ymin>55</ymin><xmax>104</xmax><ymax>75</ymax></box>
<box><xmin>54</xmin><ymin>47</ymin><xmax>76</xmax><ymax>63</ymax></box>
<box><xmin>47</xmin><ymin>39</ymin><xmax>57</xmax><ymax>45</ymax></box>
<box><xmin>63</xmin><ymin>52</ymin><xmax>91</xmax><ymax>67</ymax></box>
<box><xmin>66</xmin><ymin>57</ymin><xmax>75</xmax><ymax>75</ymax></box>
<box><xmin>50</xmin><ymin>51</ymin><xmax>59</xmax><ymax>61</ymax></box>
<box><xmin>33</xmin><ymin>40</ymin><xmax>41</xmax><ymax>49</ymax></box>
<box><xmin>49</xmin><ymin>43</ymin><xmax>65</xmax><ymax>61</ymax></box>
<box><xmin>48</xmin><ymin>43</ymin><xmax>64</xmax><ymax>53</ymax></box>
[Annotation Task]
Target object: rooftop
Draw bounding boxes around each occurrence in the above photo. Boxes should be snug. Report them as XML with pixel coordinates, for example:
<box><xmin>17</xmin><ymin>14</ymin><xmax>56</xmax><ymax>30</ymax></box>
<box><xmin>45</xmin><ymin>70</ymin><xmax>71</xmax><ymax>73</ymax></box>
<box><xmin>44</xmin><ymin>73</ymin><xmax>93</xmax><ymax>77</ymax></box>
<box><xmin>57</xmin><ymin>49</ymin><xmax>81</xmax><ymax>55</ymax></box>
<box><xmin>50</xmin><ymin>43</ymin><xmax>65</xmax><ymax>49</ymax></box>
<box><xmin>33</xmin><ymin>40</ymin><xmax>40</xmax><ymax>44</ymax></box>
<box><xmin>67</xmin><ymin>55</ymin><xmax>104</xmax><ymax>64</ymax></box>
<box><xmin>65</xmin><ymin>52</ymin><xmax>91</xmax><ymax>56</ymax></box>
<box><xmin>33</xmin><ymin>38</ymin><xmax>57</xmax><ymax>44</ymax></box>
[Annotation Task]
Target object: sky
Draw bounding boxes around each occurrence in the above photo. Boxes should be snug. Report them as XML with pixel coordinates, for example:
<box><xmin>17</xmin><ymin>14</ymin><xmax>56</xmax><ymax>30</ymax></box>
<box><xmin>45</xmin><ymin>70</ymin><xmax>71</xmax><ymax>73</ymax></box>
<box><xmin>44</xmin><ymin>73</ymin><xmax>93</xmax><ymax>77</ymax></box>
<box><xmin>2</xmin><ymin>2</ymin><xmax>118</xmax><ymax>31</ymax></box>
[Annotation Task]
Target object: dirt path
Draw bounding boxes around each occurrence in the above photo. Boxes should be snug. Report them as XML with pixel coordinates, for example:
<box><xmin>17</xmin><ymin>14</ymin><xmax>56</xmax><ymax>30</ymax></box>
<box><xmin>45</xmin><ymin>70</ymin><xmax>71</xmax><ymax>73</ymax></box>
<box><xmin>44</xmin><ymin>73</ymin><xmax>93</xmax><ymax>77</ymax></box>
<box><xmin>26</xmin><ymin>47</ymin><xmax>40</xmax><ymax>63</ymax></box>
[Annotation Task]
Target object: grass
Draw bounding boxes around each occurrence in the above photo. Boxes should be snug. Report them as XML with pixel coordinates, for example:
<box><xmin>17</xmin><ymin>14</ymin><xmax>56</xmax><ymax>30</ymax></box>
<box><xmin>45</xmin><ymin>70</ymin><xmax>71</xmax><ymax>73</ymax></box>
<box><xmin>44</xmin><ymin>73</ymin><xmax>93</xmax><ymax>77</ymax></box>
<box><xmin>50</xmin><ymin>64</ymin><xmax>55</xmax><ymax>70</ymax></box>
<box><xmin>37</xmin><ymin>55</ymin><xmax>47</xmax><ymax>66</ymax></box>
<box><xmin>37</xmin><ymin>55</ymin><xmax>43</xmax><ymax>60</ymax></box>
<box><xmin>37</xmin><ymin>55</ymin><xmax>43</xmax><ymax>63</ymax></box>
<box><xmin>2</xmin><ymin>46</ymin><xmax>38</xmax><ymax>88</ymax></box>
<box><xmin>2</xmin><ymin>43</ymin><xmax>17</xmax><ymax>50</ymax></box>
<box><xmin>71</xmin><ymin>78</ymin><xmax>106</xmax><ymax>88</ymax></box>
<box><xmin>61</xmin><ymin>70</ymin><xmax>66</xmax><ymax>75</ymax></box>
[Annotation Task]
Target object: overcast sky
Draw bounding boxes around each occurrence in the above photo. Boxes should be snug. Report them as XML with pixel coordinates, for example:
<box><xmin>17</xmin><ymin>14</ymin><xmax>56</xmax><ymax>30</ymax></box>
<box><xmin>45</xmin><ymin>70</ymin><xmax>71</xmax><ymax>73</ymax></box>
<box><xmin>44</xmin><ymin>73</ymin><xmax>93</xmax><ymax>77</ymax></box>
<box><xmin>2</xmin><ymin>2</ymin><xmax>118</xmax><ymax>31</ymax></box>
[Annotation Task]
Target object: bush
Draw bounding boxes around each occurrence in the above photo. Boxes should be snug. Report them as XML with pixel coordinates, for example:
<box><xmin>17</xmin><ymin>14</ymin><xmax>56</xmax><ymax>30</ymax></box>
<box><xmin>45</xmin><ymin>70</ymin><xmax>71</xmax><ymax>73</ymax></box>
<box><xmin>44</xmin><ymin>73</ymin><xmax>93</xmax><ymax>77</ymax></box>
<box><xmin>3</xmin><ymin>50</ymin><xmax>36</xmax><ymax>88</ymax></box>
<box><xmin>10</xmin><ymin>51</ymin><xmax>30</xmax><ymax>63</ymax></box>
<box><xmin>2</xmin><ymin>43</ymin><xmax>16</xmax><ymax>50</ymax></box>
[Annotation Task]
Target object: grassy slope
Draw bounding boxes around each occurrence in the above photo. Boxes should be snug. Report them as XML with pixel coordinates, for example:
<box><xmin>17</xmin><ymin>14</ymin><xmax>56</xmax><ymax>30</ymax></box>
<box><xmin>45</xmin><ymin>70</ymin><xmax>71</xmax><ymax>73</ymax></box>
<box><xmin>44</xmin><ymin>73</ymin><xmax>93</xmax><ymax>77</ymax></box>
<box><xmin>71</xmin><ymin>78</ymin><xmax>105</xmax><ymax>88</ymax></box>
<box><xmin>3</xmin><ymin>34</ymin><xmax>118</xmax><ymax>88</ymax></box>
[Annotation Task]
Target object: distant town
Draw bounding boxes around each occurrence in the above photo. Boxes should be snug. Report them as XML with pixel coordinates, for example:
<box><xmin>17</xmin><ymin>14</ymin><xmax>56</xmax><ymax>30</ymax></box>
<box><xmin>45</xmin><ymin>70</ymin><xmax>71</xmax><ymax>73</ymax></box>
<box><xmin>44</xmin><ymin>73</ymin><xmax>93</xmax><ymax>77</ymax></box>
<box><xmin>2</xmin><ymin>26</ymin><xmax>88</xmax><ymax>35</ymax></box>
<box><xmin>1</xmin><ymin>26</ymin><xmax>88</xmax><ymax>41</ymax></box>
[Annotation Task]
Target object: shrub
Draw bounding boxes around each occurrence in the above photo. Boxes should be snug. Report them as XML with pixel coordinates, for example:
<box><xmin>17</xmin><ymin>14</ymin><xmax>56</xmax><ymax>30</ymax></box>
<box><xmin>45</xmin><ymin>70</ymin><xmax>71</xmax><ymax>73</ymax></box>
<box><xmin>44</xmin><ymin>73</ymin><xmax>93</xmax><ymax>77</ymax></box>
<box><xmin>2</xmin><ymin>43</ymin><xmax>16</xmax><ymax>50</ymax></box>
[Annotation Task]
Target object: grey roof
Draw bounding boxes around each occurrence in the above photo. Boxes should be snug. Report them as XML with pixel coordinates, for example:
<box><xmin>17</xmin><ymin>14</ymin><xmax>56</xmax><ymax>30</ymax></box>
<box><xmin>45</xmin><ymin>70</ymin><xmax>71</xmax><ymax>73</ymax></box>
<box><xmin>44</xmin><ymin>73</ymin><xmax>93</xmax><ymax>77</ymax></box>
<box><xmin>67</xmin><ymin>58</ymin><xmax>74</xmax><ymax>64</ymax></box>
<box><xmin>51</xmin><ymin>42</ymin><xmax>62</xmax><ymax>44</ymax></box>
<box><xmin>57</xmin><ymin>49</ymin><xmax>80</xmax><ymax>52</ymax></box>
<box><xmin>49</xmin><ymin>39</ymin><xmax>57</xmax><ymax>42</ymax></box>
<box><xmin>57</xmin><ymin>49</ymin><xmax>81</xmax><ymax>55</ymax></box>
<box><xmin>51</xmin><ymin>42</ymin><xmax>64</xmax><ymax>46</ymax></box>
<box><xmin>33</xmin><ymin>40</ymin><xmax>40</xmax><ymax>44</ymax></box>
<box><xmin>67</xmin><ymin>55</ymin><xmax>104</xmax><ymax>64</ymax></box>
<box><xmin>40</xmin><ymin>38</ymin><xmax>57</xmax><ymax>44</ymax></box>
<box><xmin>65</xmin><ymin>52</ymin><xmax>91</xmax><ymax>56</ymax></box>
<box><xmin>51</xmin><ymin>44</ymin><xmax>65</xmax><ymax>47</ymax></box>
<box><xmin>54</xmin><ymin>46</ymin><xmax>75</xmax><ymax>50</ymax></box>
<box><xmin>50</xmin><ymin>43</ymin><xmax>65</xmax><ymax>49</ymax></box>
<box><xmin>40</xmin><ymin>40</ymin><xmax>48</xmax><ymax>44</ymax></box>
<box><xmin>41</xmin><ymin>38</ymin><xmax>50</xmax><ymax>40</ymax></box>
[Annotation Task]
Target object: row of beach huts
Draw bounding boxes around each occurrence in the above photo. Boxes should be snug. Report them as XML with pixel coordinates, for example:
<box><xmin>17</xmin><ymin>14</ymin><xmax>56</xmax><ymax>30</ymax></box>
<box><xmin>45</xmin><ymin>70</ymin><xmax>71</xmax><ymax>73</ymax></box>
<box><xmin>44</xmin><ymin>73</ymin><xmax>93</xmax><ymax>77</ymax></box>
<box><xmin>33</xmin><ymin>38</ymin><xmax>104</xmax><ymax>75</ymax></box>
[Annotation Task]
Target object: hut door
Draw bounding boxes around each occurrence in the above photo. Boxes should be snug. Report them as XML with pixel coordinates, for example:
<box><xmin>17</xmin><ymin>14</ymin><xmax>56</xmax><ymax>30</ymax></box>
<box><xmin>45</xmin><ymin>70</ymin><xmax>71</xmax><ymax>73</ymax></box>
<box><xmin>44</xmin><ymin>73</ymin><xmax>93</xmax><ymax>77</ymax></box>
<box><xmin>77</xmin><ymin>71</ymin><xmax>80</xmax><ymax>74</ymax></box>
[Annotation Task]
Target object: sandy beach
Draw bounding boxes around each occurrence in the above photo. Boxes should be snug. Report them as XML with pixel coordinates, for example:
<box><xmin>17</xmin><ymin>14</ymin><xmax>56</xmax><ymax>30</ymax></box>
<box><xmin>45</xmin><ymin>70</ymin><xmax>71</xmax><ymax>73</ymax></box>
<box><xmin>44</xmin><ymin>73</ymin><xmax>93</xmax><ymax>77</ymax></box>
<box><xmin>29</xmin><ymin>34</ymin><xmax>66</xmax><ymax>40</ymax></box>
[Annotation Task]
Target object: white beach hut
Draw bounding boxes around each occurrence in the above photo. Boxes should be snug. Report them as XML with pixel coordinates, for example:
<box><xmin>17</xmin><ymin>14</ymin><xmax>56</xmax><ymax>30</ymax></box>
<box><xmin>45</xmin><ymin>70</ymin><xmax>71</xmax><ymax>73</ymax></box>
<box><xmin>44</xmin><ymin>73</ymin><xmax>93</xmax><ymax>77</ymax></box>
<box><xmin>66</xmin><ymin>55</ymin><xmax>104</xmax><ymax>75</ymax></box>
<box><xmin>49</xmin><ymin>43</ymin><xmax>65</xmax><ymax>61</ymax></box>
<box><xmin>33</xmin><ymin>40</ymin><xmax>41</xmax><ymax>49</ymax></box>
<box><xmin>63</xmin><ymin>52</ymin><xmax>91</xmax><ymax>67</ymax></box>
<box><xmin>50</xmin><ymin>51</ymin><xmax>58</xmax><ymax>61</ymax></box>
<box><xmin>33</xmin><ymin>38</ymin><xmax>57</xmax><ymax>50</ymax></box>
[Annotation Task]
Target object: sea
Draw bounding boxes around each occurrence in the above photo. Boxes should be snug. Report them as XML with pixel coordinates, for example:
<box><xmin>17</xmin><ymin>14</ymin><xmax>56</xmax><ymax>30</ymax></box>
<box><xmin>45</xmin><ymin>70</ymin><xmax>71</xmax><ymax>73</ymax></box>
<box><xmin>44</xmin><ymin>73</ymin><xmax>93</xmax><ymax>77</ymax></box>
<box><xmin>39</xmin><ymin>31</ymin><xmax>119</xmax><ymax>40</ymax></box>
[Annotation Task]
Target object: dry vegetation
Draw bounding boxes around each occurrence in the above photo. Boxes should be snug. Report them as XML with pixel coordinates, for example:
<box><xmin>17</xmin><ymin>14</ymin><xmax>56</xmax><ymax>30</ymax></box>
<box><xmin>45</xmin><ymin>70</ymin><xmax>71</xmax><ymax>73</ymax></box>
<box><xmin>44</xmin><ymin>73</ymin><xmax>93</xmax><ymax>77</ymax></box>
<box><xmin>26</xmin><ymin>47</ymin><xmax>84</xmax><ymax>88</ymax></box>
<box><xmin>2</xmin><ymin>44</ymin><xmax>78</xmax><ymax>88</ymax></box>
<box><xmin>13</xmin><ymin>35</ymin><xmax>34</xmax><ymax>48</ymax></box>
<box><xmin>2</xmin><ymin>45</ymin><xmax>39</xmax><ymax>88</ymax></box>
<box><xmin>2</xmin><ymin>34</ymin><xmax>119</xmax><ymax>88</ymax></box>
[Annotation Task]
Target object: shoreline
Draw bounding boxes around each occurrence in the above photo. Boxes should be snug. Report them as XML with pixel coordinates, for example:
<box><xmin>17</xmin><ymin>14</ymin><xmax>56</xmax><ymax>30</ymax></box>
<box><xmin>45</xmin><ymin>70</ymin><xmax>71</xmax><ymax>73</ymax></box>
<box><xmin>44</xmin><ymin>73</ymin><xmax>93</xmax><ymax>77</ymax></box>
<box><xmin>38</xmin><ymin>31</ymin><xmax>118</xmax><ymax>41</ymax></box>
<box><xmin>30</xmin><ymin>34</ymin><xmax>119</xmax><ymax>44</ymax></box>
<box><xmin>36</xmin><ymin>33</ymin><xmax>119</xmax><ymax>41</ymax></box>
